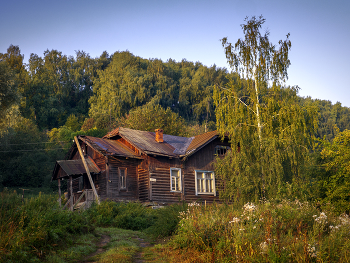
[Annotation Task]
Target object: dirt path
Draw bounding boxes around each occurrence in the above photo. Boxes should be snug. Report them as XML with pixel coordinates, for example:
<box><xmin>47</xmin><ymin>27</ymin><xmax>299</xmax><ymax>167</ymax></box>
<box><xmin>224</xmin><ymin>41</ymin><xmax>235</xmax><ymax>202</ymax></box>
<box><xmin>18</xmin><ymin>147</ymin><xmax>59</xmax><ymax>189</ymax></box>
<box><xmin>133</xmin><ymin>237</ymin><xmax>152</xmax><ymax>263</ymax></box>
<box><xmin>80</xmin><ymin>234</ymin><xmax>111</xmax><ymax>263</ymax></box>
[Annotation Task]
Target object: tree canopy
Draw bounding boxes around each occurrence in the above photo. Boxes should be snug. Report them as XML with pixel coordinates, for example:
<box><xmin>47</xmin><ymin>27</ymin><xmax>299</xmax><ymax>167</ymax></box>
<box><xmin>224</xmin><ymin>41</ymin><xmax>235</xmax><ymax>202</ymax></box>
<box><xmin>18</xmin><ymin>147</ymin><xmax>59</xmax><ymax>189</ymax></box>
<box><xmin>214</xmin><ymin>16</ymin><xmax>318</xmax><ymax>203</ymax></box>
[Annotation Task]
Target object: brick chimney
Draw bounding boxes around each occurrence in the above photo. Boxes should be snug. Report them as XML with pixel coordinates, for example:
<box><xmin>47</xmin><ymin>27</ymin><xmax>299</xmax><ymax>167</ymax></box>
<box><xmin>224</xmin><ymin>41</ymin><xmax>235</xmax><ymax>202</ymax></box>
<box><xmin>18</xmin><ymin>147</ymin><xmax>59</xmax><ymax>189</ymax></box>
<box><xmin>155</xmin><ymin>129</ymin><xmax>164</xmax><ymax>143</ymax></box>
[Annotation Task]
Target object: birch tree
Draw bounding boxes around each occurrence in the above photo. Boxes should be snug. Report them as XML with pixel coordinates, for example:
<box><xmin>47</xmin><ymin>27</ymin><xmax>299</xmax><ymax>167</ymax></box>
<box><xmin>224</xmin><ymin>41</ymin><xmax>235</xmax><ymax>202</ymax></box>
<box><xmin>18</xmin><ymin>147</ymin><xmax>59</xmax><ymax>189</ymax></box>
<box><xmin>214</xmin><ymin>16</ymin><xmax>318</xmax><ymax>203</ymax></box>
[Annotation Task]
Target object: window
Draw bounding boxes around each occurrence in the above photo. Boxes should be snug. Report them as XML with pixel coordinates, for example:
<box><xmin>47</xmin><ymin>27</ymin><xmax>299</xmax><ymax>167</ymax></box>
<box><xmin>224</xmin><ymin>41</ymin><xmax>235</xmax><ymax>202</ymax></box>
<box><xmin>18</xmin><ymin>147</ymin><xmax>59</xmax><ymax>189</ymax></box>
<box><xmin>170</xmin><ymin>168</ymin><xmax>181</xmax><ymax>192</ymax></box>
<box><xmin>215</xmin><ymin>145</ymin><xmax>230</xmax><ymax>156</ymax></box>
<box><xmin>119</xmin><ymin>168</ymin><xmax>127</xmax><ymax>189</ymax></box>
<box><xmin>195</xmin><ymin>170</ymin><xmax>216</xmax><ymax>195</ymax></box>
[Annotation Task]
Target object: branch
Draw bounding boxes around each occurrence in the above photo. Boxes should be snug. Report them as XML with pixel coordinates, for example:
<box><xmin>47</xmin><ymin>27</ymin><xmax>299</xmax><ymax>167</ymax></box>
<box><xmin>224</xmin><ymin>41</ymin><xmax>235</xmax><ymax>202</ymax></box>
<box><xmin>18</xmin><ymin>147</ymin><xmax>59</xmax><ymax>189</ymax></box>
<box><xmin>219</xmin><ymin>86</ymin><xmax>257</xmax><ymax>115</ymax></box>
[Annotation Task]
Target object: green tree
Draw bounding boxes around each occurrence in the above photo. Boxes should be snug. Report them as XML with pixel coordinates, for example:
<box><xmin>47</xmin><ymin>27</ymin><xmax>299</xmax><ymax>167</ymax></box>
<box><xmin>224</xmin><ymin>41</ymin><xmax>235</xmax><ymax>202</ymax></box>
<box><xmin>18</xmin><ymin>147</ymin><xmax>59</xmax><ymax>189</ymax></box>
<box><xmin>321</xmin><ymin>128</ymin><xmax>350</xmax><ymax>213</ymax></box>
<box><xmin>214</xmin><ymin>16</ymin><xmax>318</xmax><ymax>203</ymax></box>
<box><xmin>121</xmin><ymin>103</ymin><xmax>187</xmax><ymax>136</ymax></box>
<box><xmin>0</xmin><ymin>61</ymin><xmax>19</xmax><ymax>126</ymax></box>
<box><xmin>0</xmin><ymin>118</ymin><xmax>53</xmax><ymax>187</ymax></box>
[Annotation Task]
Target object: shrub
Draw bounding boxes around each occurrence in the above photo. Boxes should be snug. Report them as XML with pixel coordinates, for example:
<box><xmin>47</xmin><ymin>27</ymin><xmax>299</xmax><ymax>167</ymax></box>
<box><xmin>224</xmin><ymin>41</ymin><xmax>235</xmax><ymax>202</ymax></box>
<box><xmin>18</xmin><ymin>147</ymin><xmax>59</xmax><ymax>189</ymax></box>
<box><xmin>145</xmin><ymin>203</ymin><xmax>187</xmax><ymax>238</ymax></box>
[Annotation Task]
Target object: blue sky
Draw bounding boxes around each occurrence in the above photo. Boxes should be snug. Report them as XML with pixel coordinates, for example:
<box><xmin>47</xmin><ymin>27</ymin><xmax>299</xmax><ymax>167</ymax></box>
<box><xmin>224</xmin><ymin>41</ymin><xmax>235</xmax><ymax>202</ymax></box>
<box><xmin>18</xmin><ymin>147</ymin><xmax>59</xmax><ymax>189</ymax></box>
<box><xmin>1</xmin><ymin>0</ymin><xmax>349</xmax><ymax>107</ymax></box>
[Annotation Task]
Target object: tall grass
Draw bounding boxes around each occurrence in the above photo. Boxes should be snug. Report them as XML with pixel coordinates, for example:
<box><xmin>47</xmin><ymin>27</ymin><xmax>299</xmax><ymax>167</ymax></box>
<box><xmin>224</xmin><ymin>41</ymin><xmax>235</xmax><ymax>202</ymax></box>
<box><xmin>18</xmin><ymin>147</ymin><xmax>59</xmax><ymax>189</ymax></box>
<box><xmin>0</xmin><ymin>190</ymin><xmax>94</xmax><ymax>262</ymax></box>
<box><xmin>167</xmin><ymin>200</ymin><xmax>350</xmax><ymax>262</ymax></box>
<box><xmin>0</xmin><ymin>190</ymin><xmax>187</xmax><ymax>262</ymax></box>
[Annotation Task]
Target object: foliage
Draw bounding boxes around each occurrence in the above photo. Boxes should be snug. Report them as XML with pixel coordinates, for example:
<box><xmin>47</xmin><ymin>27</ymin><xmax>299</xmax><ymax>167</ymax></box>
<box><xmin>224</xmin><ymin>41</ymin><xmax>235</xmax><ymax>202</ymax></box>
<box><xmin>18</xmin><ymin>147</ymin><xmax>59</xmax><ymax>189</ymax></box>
<box><xmin>121</xmin><ymin>103</ymin><xmax>188</xmax><ymax>136</ymax></box>
<box><xmin>214</xmin><ymin>16</ymin><xmax>318</xmax><ymax>203</ymax></box>
<box><xmin>145</xmin><ymin>203</ymin><xmax>187</xmax><ymax>238</ymax></box>
<box><xmin>166</xmin><ymin>201</ymin><xmax>350</xmax><ymax>262</ymax></box>
<box><xmin>320</xmin><ymin>129</ymin><xmax>350</xmax><ymax>213</ymax></box>
<box><xmin>0</xmin><ymin>190</ymin><xmax>94</xmax><ymax>262</ymax></box>
<box><xmin>0</xmin><ymin>118</ymin><xmax>55</xmax><ymax>188</ymax></box>
<box><xmin>88</xmin><ymin>51</ymin><xmax>228</xmax><ymax>127</ymax></box>
<box><xmin>0</xmin><ymin>61</ymin><xmax>19</xmax><ymax>125</ymax></box>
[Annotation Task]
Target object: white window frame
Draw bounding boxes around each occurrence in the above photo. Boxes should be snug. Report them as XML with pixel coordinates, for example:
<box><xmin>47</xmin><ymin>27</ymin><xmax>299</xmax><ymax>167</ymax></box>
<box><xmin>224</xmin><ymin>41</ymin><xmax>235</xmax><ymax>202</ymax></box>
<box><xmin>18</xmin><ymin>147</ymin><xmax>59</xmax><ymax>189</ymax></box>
<box><xmin>170</xmin><ymin>168</ymin><xmax>182</xmax><ymax>192</ymax></box>
<box><xmin>119</xmin><ymin>167</ymin><xmax>127</xmax><ymax>190</ymax></box>
<box><xmin>195</xmin><ymin>170</ymin><xmax>216</xmax><ymax>196</ymax></box>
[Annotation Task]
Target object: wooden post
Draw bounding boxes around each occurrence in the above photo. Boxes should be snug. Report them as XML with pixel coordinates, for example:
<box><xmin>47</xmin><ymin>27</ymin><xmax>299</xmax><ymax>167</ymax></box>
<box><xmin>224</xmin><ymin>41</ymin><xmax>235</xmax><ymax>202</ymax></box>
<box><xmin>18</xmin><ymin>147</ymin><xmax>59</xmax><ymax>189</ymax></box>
<box><xmin>149</xmin><ymin>172</ymin><xmax>152</xmax><ymax>202</ymax></box>
<box><xmin>58</xmin><ymin>178</ymin><xmax>62</xmax><ymax>207</ymax></box>
<box><xmin>105</xmin><ymin>157</ymin><xmax>109</xmax><ymax>198</ymax></box>
<box><xmin>20</xmin><ymin>188</ymin><xmax>29</xmax><ymax>203</ymax></box>
<box><xmin>74</xmin><ymin>136</ymin><xmax>100</xmax><ymax>205</ymax></box>
<box><xmin>69</xmin><ymin>176</ymin><xmax>73</xmax><ymax>211</ymax></box>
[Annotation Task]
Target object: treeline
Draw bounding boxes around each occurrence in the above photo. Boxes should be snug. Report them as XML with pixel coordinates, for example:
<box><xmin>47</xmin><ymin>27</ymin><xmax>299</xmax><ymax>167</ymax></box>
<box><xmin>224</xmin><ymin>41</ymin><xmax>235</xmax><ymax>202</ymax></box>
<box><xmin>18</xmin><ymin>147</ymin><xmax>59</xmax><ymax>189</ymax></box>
<box><xmin>0</xmin><ymin>44</ymin><xmax>350</xmax><ymax>188</ymax></box>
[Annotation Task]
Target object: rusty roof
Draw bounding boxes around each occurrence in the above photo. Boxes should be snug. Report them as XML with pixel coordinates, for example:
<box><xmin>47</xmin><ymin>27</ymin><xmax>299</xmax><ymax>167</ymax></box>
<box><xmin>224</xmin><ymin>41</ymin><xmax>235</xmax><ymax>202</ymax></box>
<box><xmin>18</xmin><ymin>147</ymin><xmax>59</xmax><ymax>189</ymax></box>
<box><xmin>117</xmin><ymin>127</ymin><xmax>182</xmax><ymax>157</ymax></box>
<box><xmin>80</xmin><ymin>136</ymin><xmax>141</xmax><ymax>158</ymax></box>
<box><xmin>103</xmin><ymin>127</ymin><xmax>219</xmax><ymax>158</ymax></box>
<box><xmin>52</xmin><ymin>158</ymin><xmax>101</xmax><ymax>180</ymax></box>
<box><xmin>185</xmin><ymin>130</ymin><xmax>218</xmax><ymax>156</ymax></box>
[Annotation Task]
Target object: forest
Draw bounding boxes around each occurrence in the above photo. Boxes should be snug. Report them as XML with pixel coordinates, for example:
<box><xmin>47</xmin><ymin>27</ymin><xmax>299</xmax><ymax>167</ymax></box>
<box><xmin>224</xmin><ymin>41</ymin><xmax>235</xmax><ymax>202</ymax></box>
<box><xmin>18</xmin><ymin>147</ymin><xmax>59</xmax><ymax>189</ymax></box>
<box><xmin>1</xmin><ymin>16</ymin><xmax>350</xmax><ymax>262</ymax></box>
<box><xmin>1</xmin><ymin>43</ymin><xmax>350</xmax><ymax>193</ymax></box>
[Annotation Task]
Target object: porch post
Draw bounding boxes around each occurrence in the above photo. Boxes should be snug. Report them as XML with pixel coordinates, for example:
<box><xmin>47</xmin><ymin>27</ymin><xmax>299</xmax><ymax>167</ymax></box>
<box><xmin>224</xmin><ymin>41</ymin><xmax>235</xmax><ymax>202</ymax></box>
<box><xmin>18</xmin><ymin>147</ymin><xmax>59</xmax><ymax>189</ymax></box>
<box><xmin>69</xmin><ymin>175</ymin><xmax>73</xmax><ymax>211</ymax></box>
<box><xmin>74</xmin><ymin>136</ymin><xmax>100</xmax><ymax>205</ymax></box>
<box><xmin>58</xmin><ymin>178</ymin><xmax>61</xmax><ymax>207</ymax></box>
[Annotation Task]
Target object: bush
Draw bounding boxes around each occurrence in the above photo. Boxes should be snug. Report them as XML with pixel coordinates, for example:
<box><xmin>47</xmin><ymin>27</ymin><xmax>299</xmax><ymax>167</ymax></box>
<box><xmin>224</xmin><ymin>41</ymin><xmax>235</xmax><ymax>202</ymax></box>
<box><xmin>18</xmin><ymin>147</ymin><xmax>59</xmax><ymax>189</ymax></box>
<box><xmin>145</xmin><ymin>203</ymin><xmax>187</xmax><ymax>238</ymax></box>
<box><xmin>112</xmin><ymin>202</ymin><xmax>156</xmax><ymax>231</ymax></box>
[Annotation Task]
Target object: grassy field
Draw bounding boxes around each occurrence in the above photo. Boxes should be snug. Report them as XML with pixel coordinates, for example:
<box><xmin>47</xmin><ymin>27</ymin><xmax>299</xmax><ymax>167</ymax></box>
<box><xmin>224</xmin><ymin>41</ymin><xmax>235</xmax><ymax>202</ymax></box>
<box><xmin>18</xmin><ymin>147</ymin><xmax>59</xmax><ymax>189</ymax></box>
<box><xmin>1</xmin><ymin>189</ymin><xmax>350</xmax><ymax>262</ymax></box>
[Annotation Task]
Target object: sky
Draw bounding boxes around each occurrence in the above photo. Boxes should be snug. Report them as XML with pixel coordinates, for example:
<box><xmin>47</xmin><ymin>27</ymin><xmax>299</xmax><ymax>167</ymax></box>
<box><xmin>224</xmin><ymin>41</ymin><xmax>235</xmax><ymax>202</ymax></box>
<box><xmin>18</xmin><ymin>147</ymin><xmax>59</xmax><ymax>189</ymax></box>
<box><xmin>1</xmin><ymin>0</ymin><xmax>349</xmax><ymax>107</ymax></box>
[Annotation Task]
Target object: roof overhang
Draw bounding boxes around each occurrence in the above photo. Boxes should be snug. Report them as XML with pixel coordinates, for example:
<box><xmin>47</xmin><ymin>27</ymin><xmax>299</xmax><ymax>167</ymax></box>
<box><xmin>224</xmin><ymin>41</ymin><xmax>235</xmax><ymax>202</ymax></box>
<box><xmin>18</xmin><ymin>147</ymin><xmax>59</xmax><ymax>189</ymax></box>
<box><xmin>52</xmin><ymin>157</ymin><xmax>101</xmax><ymax>181</ymax></box>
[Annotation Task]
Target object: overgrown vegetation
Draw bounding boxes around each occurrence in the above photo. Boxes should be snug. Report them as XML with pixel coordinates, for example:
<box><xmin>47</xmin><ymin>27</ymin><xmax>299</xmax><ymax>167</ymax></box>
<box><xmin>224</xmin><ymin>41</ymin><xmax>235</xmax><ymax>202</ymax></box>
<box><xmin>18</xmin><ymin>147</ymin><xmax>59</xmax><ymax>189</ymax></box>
<box><xmin>0</xmin><ymin>190</ymin><xmax>186</xmax><ymax>262</ymax></box>
<box><xmin>158</xmin><ymin>201</ymin><xmax>350</xmax><ymax>262</ymax></box>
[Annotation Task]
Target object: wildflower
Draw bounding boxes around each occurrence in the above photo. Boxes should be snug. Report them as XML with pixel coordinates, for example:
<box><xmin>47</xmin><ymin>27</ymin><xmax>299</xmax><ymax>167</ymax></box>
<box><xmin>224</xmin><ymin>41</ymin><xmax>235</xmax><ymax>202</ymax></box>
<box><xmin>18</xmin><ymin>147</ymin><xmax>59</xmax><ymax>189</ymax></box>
<box><xmin>243</xmin><ymin>202</ymin><xmax>256</xmax><ymax>213</ymax></box>
<box><xmin>339</xmin><ymin>214</ymin><xmax>350</xmax><ymax>225</ymax></box>
<box><xmin>259</xmin><ymin>242</ymin><xmax>268</xmax><ymax>254</ymax></box>
<box><xmin>188</xmin><ymin>202</ymin><xmax>200</xmax><ymax>207</ymax></box>
<box><xmin>307</xmin><ymin>244</ymin><xmax>318</xmax><ymax>258</ymax></box>
<box><xmin>315</xmin><ymin>212</ymin><xmax>327</xmax><ymax>224</ymax></box>
<box><xmin>229</xmin><ymin>217</ymin><xmax>240</xmax><ymax>224</ymax></box>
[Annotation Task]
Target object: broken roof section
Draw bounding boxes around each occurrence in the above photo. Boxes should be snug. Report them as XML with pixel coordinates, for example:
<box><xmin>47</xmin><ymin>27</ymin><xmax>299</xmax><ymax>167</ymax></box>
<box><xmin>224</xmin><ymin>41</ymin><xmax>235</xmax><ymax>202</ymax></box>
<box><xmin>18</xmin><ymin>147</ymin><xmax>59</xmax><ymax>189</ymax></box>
<box><xmin>52</xmin><ymin>158</ymin><xmax>101</xmax><ymax>180</ymax></box>
<box><xmin>80</xmin><ymin>136</ymin><xmax>141</xmax><ymax>158</ymax></box>
<box><xmin>104</xmin><ymin>127</ymin><xmax>219</xmax><ymax>158</ymax></box>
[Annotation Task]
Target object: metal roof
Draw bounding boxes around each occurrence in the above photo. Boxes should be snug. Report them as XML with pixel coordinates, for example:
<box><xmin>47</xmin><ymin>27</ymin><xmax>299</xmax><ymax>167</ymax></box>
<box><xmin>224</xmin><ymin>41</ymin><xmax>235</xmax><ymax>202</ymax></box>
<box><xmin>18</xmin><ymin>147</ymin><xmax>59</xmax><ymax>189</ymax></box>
<box><xmin>53</xmin><ymin>158</ymin><xmax>101</xmax><ymax>180</ymax></box>
<box><xmin>185</xmin><ymin>130</ymin><xmax>218</xmax><ymax>156</ymax></box>
<box><xmin>80</xmin><ymin>136</ymin><xmax>140</xmax><ymax>158</ymax></box>
<box><xmin>118</xmin><ymin>127</ymin><xmax>180</xmax><ymax>157</ymax></box>
<box><xmin>103</xmin><ymin>127</ymin><xmax>218</xmax><ymax>158</ymax></box>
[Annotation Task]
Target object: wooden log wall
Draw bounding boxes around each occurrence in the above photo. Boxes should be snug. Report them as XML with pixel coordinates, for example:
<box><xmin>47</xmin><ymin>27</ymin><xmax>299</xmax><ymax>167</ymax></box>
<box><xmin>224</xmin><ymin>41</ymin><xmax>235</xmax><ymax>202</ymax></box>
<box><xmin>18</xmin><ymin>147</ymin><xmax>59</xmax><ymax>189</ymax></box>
<box><xmin>182</xmin><ymin>138</ymin><xmax>230</xmax><ymax>204</ymax></box>
<box><xmin>107</xmin><ymin>157</ymin><xmax>139</xmax><ymax>201</ymax></box>
<box><xmin>138</xmin><ymin>167</ymin><xmax>149</xmax><ymax>202</ymax></box>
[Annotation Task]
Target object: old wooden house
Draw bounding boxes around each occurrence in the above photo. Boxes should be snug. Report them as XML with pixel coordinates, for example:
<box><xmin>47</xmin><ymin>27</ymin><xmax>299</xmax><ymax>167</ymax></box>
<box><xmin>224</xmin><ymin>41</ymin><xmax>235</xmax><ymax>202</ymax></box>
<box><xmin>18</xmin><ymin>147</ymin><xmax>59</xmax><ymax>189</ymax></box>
<box><xmin>52</xmin><ymin>127</ymin><xmax>230</xmax><ymax>208</ymax></box>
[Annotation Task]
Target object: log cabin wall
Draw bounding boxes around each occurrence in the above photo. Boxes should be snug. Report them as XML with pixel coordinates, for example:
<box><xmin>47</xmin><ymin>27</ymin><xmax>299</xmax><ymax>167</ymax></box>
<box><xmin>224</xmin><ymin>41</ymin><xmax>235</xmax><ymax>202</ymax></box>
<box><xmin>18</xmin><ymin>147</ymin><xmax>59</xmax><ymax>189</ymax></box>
<box><xmin>107</xmin><ymin>157</ymin><xmax>139</xmax><ymax>201</ymax></box>
<box><xmin>182</xmin><ymin>137</ymin><xmax>230</xmax><ymax>204</ymax></box>
<box><xmin>86</xmin><ymin>143</ymin><xmax>108</xmax><ymax>199</ymax></box>
<box><xmin>145</xmin><ymin>156</ymin><xmax>183</xmax><ymax>203</ymax></box>
<box><xmin>138</xmin><ymin>167</ymin><xmax>149</xmax><ymax>202</ymax></box>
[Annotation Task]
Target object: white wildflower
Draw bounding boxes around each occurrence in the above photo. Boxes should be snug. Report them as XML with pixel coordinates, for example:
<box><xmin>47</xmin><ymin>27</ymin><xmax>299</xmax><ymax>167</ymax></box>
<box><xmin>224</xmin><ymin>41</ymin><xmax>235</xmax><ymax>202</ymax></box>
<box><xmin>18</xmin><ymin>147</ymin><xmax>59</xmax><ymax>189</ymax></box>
<box><xmin>259</xmin><ymin>242</ymin><xmax>268</xmax><ymax>254</ymax></box>
<box><xmin>307</xmin><ymin>244</ymin><xmax>318</xmax><ymax>258</ymax></box>
<box><xmin>229</xmin><ymin>217</ymin><xmax>240</xmax><ymax>224</ymax></box>
<box><xmin>243</xmin><ymin>202</ymin><xmax>256</xmax><ymax>213</ymax></box>
<box><xmin>315</xmin><ymin>212</ymin><xmax>327</xmax><ymax>224</ymax></box>
<box><xmin>339</xmin><ymin>214</ymin><xmax>350</xmax><ymax>226</ymax></box>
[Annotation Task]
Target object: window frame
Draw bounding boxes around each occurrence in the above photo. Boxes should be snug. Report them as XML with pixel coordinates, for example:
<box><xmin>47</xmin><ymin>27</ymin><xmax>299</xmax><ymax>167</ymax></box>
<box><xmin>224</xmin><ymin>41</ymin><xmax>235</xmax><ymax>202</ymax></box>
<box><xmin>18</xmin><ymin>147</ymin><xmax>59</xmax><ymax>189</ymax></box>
<box><xmin>195</xmin><ymin>170</ymin><xmax>216</xmax><ymax>196</ymax></box>
<box><xmin>214</xmin><ymin>145</ymin><xmax>231</xmax><ymax>156</ymax></box>
<box><xmin>118</xmin><ymin>167</ymin><xmax>127</xmax><ymax>190</ymax></box>
<box><xmin>170</xmin><ymin>168</ymin><xmax>182</xmax><ymax>192</ymax></box>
